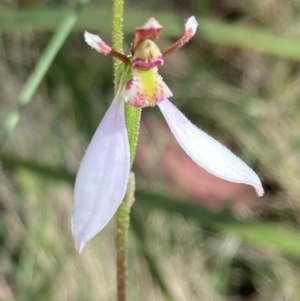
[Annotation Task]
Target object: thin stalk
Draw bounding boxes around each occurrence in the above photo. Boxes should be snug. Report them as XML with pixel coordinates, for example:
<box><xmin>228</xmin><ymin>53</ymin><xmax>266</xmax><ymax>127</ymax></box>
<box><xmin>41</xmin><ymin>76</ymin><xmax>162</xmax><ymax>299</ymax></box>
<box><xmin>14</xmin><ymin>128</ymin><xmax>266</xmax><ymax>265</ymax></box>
<box><xmin>112</xmin><ymin>0</ymin><xmax>124</xmax><ymax>92</ymax></box>
<box><xmin>116</xmin><ymin>203</ymin><xmax>128</xmax><ymax>301</ymax></box>
<box><xmin>116</xmin><ymin>173</ymin><xmax>135</xmax><ymax>301</ymax></box>
<box><xmin>112</xmin><ymin>1</ymin><xmax>140</xmax><ymax>301</ymax></box>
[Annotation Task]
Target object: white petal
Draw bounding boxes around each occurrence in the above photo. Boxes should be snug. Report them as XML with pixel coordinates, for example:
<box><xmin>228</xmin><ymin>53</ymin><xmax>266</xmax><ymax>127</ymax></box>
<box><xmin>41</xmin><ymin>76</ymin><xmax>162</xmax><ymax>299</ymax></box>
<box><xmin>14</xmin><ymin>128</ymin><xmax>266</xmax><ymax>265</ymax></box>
<box><xmin>72</xmin><ymin>95</ymin><xmax>130</xmax><ymax>253</ymax></box>
<box><xmin>140</xmin><ymin>17</ymin><xmax>162</xmax><ymax>30</ymax></box>
<box><xmin>158</xmin><ymin>99</ymin><xmax>264</xmax><ymax>196</ymax></box>
<box><xmin>185</xmin><ymin>16</ymin><xmax>198</xmax><ymax>36</ymax></box>
<box><xmin>84</xmin><ymin>31</ymin><xmax>112</xmax><ymax>55</ymax></box>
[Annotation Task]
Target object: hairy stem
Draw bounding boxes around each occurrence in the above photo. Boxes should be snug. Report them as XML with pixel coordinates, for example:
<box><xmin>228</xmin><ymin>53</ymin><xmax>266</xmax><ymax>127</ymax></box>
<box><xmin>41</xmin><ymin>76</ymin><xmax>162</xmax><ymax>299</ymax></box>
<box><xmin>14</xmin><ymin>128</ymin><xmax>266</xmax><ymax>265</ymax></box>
<box><xmin>112</xmin><ymin>1</ymin><xmax>140</xmax><ymax>301</ymax></box>
<box><xmin>112</xmin><ymin>0</ymin><xmax>124</xmax><ymax>91</ymax></box>
<box><xmin>116</xmin><ymin>173</ymin><xmax>135</xmax><ymax>301</ymax></box>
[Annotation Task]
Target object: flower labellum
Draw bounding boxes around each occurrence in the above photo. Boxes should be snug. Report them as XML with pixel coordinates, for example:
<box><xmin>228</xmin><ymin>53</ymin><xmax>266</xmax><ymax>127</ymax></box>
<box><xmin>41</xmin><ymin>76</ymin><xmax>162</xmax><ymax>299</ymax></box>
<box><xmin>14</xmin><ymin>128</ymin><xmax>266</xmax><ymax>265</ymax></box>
<box><xmin>72</xmin><ymin>16</ymin><xmax>264</xmax><ymax>253</ymax></box>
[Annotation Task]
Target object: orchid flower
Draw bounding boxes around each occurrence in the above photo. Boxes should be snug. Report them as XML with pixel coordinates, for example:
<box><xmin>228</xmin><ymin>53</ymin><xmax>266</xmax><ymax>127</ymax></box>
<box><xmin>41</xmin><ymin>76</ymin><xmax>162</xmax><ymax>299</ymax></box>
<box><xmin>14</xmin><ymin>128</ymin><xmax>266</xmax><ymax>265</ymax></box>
<box><xmin>72</xmin><ymin>16</ymin><xmax>264</xmax><ymax>253</ymax></box>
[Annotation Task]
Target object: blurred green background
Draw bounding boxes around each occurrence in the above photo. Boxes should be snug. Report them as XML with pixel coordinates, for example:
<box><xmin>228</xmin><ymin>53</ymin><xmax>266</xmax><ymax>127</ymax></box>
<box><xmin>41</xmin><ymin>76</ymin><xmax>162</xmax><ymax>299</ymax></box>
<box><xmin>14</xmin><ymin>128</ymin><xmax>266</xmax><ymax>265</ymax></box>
<box><xmin>1</xmin><ymin>0</ymin><xmax>300</xmax><ymax>300</ymax></box>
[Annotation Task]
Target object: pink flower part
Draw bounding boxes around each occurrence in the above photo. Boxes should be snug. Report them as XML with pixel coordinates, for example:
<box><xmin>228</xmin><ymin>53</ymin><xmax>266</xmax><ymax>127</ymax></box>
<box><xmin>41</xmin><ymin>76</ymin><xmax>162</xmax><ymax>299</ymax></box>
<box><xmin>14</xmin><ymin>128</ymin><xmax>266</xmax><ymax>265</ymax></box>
<box><xmin>161</xmin><ymin>16</ymin><xmax>198</xmax><ymax>57</ymax></box>
<box><xmin>123</xmin><ymin>70</ymin><xmax>172</xmax><ymax>108</ymax></box>
<box><xmin>139</xmin><ymin>17</ymin><xmax>162</xmax><ymax>31</ymax></box>
<box><xmin>72</xmin><ymin>95</ymin><xmax>130</xmax><ymax>253</ymax></box>
<box><xmin>84</xmin><ymin>31</ymin><xmax>112</xmax><ymax>55</ymax></box>
<box><xmin>132</xmin><ymin>56</ymin><xmax>164</xmax><ymax>70</ymax></box>
<box><xmin>132</xmin><ymin>18</ymin><xmax>162</xmax><ymax>53</ymax></box>
<box><xmin>125</xmin><ymin>79</ymin><xmax>134</xmax><ymax>90</ymax></box>
<box><xmin>179</xmin><ymin>16</ymin><xmax>198</xmax><ymax>46</ymax></box>
<box><xmin>158</xmin><ymin>99</ymin><xmax>264</xmax><ymax>196</ymax></box>
<box><xmin>185</xmin><ymin>16</ymin><xmax>198</xmax><ymax>39</ymax></box>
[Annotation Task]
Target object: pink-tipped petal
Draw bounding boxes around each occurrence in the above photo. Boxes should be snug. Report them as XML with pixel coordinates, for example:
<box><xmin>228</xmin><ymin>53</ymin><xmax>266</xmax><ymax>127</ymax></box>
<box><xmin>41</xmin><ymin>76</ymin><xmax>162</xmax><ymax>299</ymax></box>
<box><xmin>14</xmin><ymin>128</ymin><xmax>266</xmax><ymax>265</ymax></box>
<box><xmin>131</xmin><ymin>18</ymin><xmax>162</xmax><ymax>54</ymax></box>
<box><xmin>72</xmin><ymin>96</ymin><xmax>130</xmax><ymax>253</ymax></box>
<box><xmin>158</xmin><ymin>99</ymin><xmax>264</xmax><ymax>196</ymax></box>
<box><xmin>139</xmin><ymin>17</ymin><xmax>162</xmax><ymax>31</ymax></box>
<box><xmin>185</xmin><ymin>16</ymin><xmax>198</xmax><ymax>37</ymax></box>
<box><xmin>84</xmin><ymin>31</ymin><xmax>112</xmax><ymax>55</ymax></box>
<box><xmin>162</xmin><ymin>16</ymin><xmax>198</xmax><ymax>57</ymax></box>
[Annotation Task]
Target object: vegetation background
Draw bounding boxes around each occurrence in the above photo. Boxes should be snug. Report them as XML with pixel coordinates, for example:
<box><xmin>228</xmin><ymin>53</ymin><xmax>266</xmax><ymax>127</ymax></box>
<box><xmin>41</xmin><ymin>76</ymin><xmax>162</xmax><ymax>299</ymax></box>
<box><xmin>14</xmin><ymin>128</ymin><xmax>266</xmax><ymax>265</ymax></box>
<box><xmin>1</xmin><ymin>0</ymin><xmax>300</xmax><ymax>300</ymax></box>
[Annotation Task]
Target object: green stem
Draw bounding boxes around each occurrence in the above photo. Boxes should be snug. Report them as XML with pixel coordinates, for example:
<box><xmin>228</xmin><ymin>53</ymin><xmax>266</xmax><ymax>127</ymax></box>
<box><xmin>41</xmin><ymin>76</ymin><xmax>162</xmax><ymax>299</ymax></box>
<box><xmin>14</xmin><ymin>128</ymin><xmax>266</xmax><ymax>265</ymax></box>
<box><xmin>116</xmin><ymin>202</ymin><xmax>129</xmax><ymax>301</ymax></box>
<box><xmin>112</xmin><ymin>0</ymin><xmax>124</xmax><ymax>92</ymax></box>
<box><xmin>112</xmin><ymin>1</ymin><xmax>141</xmax><ymax>301</ymax></box>
<box><xmin>116</xmin><ymin>173</ymin><xmax>135</xmax><ymax>301</ymax></box>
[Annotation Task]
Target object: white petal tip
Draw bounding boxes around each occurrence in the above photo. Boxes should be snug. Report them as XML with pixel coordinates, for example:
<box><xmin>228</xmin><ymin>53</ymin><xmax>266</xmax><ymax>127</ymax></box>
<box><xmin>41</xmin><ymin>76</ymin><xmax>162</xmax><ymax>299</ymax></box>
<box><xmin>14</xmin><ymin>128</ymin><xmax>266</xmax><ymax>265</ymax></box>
<box><xmin>84</xmin><ymin>31</ymin><xmax>101</xmax><ymax>48</ymax></box>
<box><xmin>255</xmin><ymin>185</ymin><xmax>264</xmax><ymax>197</ymax></box>
<box><xmin>141</xmin><ymin>17</ymin><xmax>162</xmax><ymax>30</ymax></box>
<box><xmin>84</xmin><ymin>31</ymin><xmax>111</xmax><ymax>54</ymax></box>
<box><xmin>75</xmin><ymin>239</ymin><xmax>85</xmax><ymax>254</ymax></box>
<box><xmin>185</xmin><ymin>16</ymin><xmax>198</xmax><ymax>35</ymax></box>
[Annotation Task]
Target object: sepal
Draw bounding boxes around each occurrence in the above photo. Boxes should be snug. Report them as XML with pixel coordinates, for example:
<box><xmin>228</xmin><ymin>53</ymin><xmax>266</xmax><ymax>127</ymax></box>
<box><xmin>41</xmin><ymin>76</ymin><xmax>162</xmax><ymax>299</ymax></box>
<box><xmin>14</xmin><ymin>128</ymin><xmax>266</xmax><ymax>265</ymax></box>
<box><xmin>72</xmin><ymin>95</ymin><xmax>130</xmax><ymax>253</ymax></box>
<box><xmin>158</xmin><ymin>99</ymin><xmax>264</xmax><ymax>196</ymax></box>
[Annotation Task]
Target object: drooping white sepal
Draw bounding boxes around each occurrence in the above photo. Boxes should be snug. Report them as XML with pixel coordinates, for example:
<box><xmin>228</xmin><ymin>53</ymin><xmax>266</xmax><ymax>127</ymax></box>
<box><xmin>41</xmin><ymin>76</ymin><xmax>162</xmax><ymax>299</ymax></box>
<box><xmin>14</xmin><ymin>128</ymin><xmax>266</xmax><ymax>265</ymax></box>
<box><xmin>72</xmin><ymin>95</ymin><xmax>130</xmax><ymax>253</ymax></box>
<box><xmin>158</xmin><ymin>99</ymin><xmax>264</xmax><ymax>196</ymax></box>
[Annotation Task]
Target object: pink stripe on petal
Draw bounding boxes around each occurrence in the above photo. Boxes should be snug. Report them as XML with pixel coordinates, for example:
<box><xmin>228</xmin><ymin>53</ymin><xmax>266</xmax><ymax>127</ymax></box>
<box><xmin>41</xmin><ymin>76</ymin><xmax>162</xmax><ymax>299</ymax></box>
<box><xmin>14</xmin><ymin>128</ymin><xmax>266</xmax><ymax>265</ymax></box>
<box><xmin>158</xmin><ymin>99</ymin><xmax>264</xmax><ymax>197</ymax></box>
<box><xmin>72</xmin><ymin>96</ymin><xmax>130</xmax><ymax>253</ymax></box>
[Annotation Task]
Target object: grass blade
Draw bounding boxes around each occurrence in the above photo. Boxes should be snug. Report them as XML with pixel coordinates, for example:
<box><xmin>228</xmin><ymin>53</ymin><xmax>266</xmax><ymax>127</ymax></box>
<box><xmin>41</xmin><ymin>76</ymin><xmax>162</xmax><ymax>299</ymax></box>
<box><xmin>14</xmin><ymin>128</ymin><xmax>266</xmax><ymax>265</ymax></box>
<box><xmin>1</xmin><ymin>0</ymin><xmax>88</xmax><ymax>143</ymax></box>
